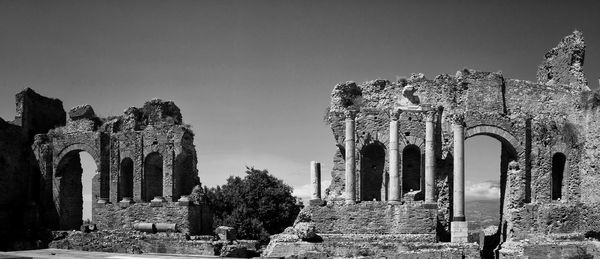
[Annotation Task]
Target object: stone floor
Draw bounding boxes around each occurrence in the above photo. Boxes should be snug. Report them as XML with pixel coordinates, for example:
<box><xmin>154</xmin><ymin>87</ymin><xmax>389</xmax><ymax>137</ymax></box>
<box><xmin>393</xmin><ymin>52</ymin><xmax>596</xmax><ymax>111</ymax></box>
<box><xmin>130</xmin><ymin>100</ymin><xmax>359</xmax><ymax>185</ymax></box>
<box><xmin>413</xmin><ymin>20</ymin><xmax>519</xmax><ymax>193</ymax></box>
<box><xmin>0</xmin><ymin>249</ymin><xmax>220</xmax><ymax>259</ymax></box>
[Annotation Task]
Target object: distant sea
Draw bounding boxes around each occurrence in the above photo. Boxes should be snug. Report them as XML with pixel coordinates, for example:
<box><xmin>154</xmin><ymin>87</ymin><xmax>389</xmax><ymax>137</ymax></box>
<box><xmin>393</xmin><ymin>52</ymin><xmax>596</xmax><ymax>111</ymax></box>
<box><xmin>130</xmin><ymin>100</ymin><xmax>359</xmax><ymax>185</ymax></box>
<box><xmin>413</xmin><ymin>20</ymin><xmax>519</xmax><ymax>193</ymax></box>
<box><xmin>465</xmin><ymin>199</ymin><xmax>501</xmax><ymax>231</ymax></box>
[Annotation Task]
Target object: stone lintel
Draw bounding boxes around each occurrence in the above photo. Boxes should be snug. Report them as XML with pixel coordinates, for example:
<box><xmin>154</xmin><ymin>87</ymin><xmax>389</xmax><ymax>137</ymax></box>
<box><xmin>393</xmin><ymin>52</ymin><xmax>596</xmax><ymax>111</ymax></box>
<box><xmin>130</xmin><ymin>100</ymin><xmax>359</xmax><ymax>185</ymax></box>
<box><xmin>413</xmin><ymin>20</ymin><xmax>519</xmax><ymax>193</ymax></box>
<box><xmin>397</xmin><ymin>103</ymin><xmax>433</xmax><ymax>113</ymax></box>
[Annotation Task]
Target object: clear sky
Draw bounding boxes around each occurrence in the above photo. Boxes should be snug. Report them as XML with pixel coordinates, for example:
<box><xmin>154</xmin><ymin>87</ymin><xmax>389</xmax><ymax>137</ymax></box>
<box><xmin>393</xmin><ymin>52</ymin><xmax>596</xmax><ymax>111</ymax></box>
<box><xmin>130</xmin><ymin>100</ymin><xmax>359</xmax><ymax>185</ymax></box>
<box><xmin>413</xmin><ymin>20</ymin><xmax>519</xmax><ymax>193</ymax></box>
<box><xmin>1</xmin><ymin>1</ymin><xmax>599</xmax><ymax>211</ymax></box>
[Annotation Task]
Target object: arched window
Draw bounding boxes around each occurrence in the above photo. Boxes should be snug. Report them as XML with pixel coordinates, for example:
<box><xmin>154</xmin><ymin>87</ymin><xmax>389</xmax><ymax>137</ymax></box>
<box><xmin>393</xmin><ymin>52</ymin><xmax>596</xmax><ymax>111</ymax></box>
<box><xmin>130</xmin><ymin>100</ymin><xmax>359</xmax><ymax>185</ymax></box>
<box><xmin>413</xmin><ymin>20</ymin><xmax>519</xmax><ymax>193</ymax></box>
<box><xmin>360</xmin><ymin>143</ymin><xmax>385</xmax><ymax>201</ymax></box>
<box><xmin>551</xmin><ymin>153</ymin><xmax>566</xmax><ymax>200</ymax></box>
<box><xmin>143</xmin><ymin>152</ymin><xmax>163</xmax><ymax>202</ymax></box>
<box><xmin>119</xmin><ymin>158</ymin><xmax>134</xmax><ymax>201</ymax></box>
<box><xmin>402</xmin><ymin>145</ymin><xmax>421</xmax><ymax>193</ymax></box>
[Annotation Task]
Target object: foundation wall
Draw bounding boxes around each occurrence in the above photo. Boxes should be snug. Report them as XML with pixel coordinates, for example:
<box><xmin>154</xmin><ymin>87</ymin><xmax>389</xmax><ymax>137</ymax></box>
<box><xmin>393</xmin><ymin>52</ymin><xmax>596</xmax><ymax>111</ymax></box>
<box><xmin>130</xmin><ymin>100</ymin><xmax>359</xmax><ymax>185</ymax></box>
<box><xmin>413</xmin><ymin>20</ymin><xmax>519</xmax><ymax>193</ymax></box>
<box><xmin>93</xmin><ymin>202</ymin><xmax>212</xmax><ymax>235</ymax></box>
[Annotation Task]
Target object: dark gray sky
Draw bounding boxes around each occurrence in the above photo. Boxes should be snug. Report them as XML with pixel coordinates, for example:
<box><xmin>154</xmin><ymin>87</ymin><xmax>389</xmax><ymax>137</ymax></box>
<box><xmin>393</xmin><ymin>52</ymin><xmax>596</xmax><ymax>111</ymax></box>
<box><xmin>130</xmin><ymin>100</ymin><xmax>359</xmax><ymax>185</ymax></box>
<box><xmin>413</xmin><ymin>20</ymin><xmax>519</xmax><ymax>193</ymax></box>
<box><xmin>1</xmin><ymin>1</ymin><xmax>599</xmax><ymax>203</ymax></box>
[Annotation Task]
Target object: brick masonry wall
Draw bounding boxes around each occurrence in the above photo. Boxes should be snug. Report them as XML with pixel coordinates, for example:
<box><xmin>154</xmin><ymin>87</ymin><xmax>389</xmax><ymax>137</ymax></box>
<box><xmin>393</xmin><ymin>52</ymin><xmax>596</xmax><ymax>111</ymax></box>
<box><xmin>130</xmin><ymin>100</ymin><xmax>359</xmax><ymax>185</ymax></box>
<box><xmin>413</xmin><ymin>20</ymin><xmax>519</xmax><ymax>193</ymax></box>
<box><xmin>321</xmin><ymin>31</ymin><xmax>599</xmax><ymax>246</ymax></box>
<box><xmin>304</xmin><ymin>201</ymin><xmax>436</xmax><ymax>235</ymax></box>
<box><xmin>94</xmin><ymin>202</ymin><xmax>212</xmax><ymax>235</ymax></box>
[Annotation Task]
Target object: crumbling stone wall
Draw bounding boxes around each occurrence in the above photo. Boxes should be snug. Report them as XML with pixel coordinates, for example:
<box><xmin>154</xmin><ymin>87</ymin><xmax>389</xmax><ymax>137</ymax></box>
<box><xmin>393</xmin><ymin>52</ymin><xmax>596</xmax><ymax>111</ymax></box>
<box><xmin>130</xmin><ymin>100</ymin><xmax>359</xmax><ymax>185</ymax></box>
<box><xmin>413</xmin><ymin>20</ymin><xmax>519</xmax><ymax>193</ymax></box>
<box><xmin>32</xmin><ymin>98</ymin><xmax>201</xmax><ymax>231</ymax></box>
<box><xmin>536</xmin><ymin>30</ymin><xmax>588</xmax><ymax>91</ymax></box>
<box><xmin>0</xmin><ymin>87</ymin><xmax>207</xmax><ymax>250</ymax></box>
<box><xmin>94</xmin><ymin>202</ymin><xmax>212</xmax><ymax>235</ymax></box>
<box><xmin>0</xmin><ymin>88</ymin><xmax>66</xmax><ymax>249</ymax></box>
<box><xmin>314</xmin><ymin>31</ymin><xmax>599</xmax><ymax>254</ymax></box>
<box><xmin>303</xmin><ymin>201</ymin><xmax>436</xmax><ymax>236</ymax></box>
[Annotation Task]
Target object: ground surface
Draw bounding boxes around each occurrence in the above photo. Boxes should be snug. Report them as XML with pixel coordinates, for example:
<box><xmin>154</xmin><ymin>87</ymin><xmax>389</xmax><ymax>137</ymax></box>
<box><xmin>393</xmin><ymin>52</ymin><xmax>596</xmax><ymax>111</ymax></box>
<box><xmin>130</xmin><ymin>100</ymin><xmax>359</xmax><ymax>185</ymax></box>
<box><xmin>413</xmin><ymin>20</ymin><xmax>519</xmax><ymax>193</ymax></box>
<box><xmin>0</xmin><ymin>249</ymin><xmax>220</xmax><ymax>259</ymax></box>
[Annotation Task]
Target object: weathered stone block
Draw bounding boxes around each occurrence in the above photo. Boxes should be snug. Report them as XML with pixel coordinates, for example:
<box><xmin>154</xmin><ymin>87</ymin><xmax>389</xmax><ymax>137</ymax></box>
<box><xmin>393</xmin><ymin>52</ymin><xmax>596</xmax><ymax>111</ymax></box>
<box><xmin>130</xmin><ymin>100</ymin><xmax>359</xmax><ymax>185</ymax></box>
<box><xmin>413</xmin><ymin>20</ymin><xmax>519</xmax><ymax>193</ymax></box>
<box><xmin>68</xmin><ymin>104</ymin><xmax>97</xmax><ymax>120</ymax></box>
<box><xmin>215</xmin><ymin>226</ymin><xmax>237</xmax><ymax>241</ymax></box>
<box><xmin>294</xmin><ymin>222</ymin><xmax>317</xmax><ymax>240</ymax></box>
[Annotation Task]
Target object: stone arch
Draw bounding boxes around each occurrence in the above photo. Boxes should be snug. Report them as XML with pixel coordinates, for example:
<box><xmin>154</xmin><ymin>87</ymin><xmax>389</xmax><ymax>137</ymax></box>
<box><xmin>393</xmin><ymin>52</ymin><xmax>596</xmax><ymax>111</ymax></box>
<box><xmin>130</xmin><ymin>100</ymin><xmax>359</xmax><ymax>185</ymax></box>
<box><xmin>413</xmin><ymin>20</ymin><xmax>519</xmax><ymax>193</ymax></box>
<box><xmin>359</xmin><ymin>142</ymin><xmax>386</xmax><ymax>201</ymax></box>
<box><xmin>464</xmin><ymin>124</ymin><xmax>523</xmax><ymax>201</ymax></box>
<box><xmin>119</xmin><ymin>157</ymin><xmax>134</xmax><ymax>201</ymax></box>
<box><xmin>400</xmin><ymin>136</ymin><xmax>426</xmax><ymax>199</ymax></box>
<box><xmin>55</xmin><ymin>143</ymin><xmax>101</xmax><ymax>170</ymax></box>
<box><xmin>53</xmin><ymin>149</ymin><xmax>98</xmax><ymax>230</ymax></box>
<box><xmin>401</xmin><ymin>136</ymin><xmax>425</xmax><ymax>150</ymax></box>
<box><xmin>465</xmin><ymin>124</ymin><xmax>523</xmax><ymax>201</ymax></box>
<box><xmin>463</xmin><ymin>124</ymin><xmax>523</xmax><ymax>254</ymax></box>
<box><xmin>465</xmin><ymin>125</ymin><xmax>522</xmax><ymax>157</ymax></box>
<box><xmin>143</xmin><ymin>152</ymin><xmax>163</xmax><ymax>202</ymax></box>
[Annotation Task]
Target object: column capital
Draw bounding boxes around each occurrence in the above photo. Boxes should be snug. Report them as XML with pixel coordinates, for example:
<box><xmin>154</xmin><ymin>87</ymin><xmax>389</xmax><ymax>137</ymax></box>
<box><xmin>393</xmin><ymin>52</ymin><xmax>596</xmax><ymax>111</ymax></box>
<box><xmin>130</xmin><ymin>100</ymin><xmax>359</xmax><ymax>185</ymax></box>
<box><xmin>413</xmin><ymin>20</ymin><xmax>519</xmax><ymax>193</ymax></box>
<box><xmin>449</xmin><ymin>113</ymin><xmax>465</xmax><ymax>126</ymax></box>
<box><xmin>424</xmin><ymin>110</ymin><xmax>437</xmax><ymax>122</ymax></box>
<box><xmin>344</xmin><ymin>110</ymin><xmax>358</xmax><ymax>119</ymax></box>
<box><xmin>389</xmin><ymin>108</ymin><xmax>401</xmax><ymax>120</ymax></box>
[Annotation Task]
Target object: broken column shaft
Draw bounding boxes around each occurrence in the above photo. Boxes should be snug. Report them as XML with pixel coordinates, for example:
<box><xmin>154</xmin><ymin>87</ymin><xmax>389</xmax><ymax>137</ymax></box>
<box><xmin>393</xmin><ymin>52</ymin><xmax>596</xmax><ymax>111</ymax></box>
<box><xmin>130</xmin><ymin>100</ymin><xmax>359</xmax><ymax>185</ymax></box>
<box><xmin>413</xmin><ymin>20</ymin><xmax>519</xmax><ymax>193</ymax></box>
<box><xmin>310</xmin><ymin>161</ymin><xmax>321</xmax><ymax>201</ymax></box>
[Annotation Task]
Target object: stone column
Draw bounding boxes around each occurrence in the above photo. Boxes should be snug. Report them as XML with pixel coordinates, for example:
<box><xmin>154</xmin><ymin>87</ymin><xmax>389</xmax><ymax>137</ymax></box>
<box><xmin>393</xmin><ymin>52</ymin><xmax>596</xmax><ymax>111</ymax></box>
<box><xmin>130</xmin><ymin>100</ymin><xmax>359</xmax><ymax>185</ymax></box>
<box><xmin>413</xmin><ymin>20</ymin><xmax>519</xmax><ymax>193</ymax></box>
<box><xmin>388</xmin><ymin>111</ymin><xmax>401</xmax><ymax>203</ymax></box>
<box><xmin>310</xmin><ymin>161</ymin><xmax>322</xmax><ymax>201</ymax></box>
<box><xmin>451</xmin><ymin>114</ymin><xmax>468</xmax><ymax>243</ymax></box>
<box><xmin>424</xmin><ymin>110</ymin><xmax>436</xmax><ymax>204</ymax></box>
<box><xmin>345</xmin><ymin>111</ymin><xmax>356</xmax><ymax>205</ymax></box>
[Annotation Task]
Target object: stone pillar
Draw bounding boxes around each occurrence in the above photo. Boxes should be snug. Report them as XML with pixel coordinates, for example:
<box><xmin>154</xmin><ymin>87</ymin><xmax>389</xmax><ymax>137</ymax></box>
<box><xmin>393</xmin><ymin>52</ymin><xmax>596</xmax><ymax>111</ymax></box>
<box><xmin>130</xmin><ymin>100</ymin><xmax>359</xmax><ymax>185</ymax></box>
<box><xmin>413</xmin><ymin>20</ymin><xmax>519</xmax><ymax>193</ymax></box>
<box><xmin>388</xmin><ymin>111</ymin><xmax>401</xmax><ymax>203</ymax></box>
<box><xmin>345</xmin><ymin>111</ymin><xmax>356</xmax><ymax>205</ymax></box>
<box><xmin>310</xmin><ymin>161</ymin><xmax>322</xmax><ymax>202</ymax></box>
<box><xmin>451</xmin><ymin>114</ymin><xmax>467</xmax><ymax>243</ymax></box>
<box><xmin>505</xmin><ymin>161</ymin><xmax>526</xmax><ymax>210</ymax></box>
<box><xmin>424</xmin><ymin>110</ymin><xmax>436</xmax><ymax>204</ymax></box>
<box><xmin>504</xmin><ymin>161</ymin><xmax>525</xmax><ymax>241</ymax></box>
<box><xmin>163</xmin><ymin>144</ymin><xmax>174</xmax><ymax>201</ymax></box>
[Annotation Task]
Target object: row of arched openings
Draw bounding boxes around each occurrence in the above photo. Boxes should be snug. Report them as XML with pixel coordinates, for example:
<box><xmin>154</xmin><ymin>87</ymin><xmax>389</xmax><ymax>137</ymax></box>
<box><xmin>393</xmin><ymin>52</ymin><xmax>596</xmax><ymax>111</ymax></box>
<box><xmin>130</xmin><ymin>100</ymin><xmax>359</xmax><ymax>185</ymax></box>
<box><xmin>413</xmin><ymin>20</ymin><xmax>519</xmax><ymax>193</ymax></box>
<box><xmin>359</xmin><ymin>143</ymin><xmax>422</xmax><ymax>201</ymax></box>
<box><xmin>118</xmin><ymin>152</ymin><xmax>164</xmax><ymax>202</ymax></box>
<box><xmin>55</xmin><ymin>150</ymin><xmax>188</xmax><ymax>230</ymax></box>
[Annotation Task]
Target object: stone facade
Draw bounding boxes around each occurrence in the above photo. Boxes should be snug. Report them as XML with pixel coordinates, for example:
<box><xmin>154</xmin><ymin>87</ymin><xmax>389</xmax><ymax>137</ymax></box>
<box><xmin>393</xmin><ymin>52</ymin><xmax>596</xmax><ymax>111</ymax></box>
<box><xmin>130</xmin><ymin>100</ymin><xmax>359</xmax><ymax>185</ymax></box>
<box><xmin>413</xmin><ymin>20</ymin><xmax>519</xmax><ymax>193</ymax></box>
<box><xmin>0</xmin><ymin>89</ymin><xmax>212</xmax><ymax>251</ymax></box>
<box><xmin>266</xmin><ymin>31</ymin><xmax>600</xmax><ymax>258</ymax></box>
<box><xmin>31</xmin><ymin>98</ymin><xmax>204</xmax><ymax>232</ymax></box>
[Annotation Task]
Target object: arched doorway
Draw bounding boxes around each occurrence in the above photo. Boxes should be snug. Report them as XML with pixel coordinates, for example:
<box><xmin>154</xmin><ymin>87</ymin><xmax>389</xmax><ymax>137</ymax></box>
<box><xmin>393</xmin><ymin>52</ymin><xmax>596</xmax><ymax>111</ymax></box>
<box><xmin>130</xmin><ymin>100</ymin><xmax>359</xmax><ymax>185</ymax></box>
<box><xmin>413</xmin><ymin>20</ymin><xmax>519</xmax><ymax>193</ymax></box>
<box><xmin>464</xmin><ymin>126</ymin><xmax>520</xmax><ymax>258</ymax></box>
<box><xmin>360</xmin><ymin>143</ymin><xmax>385</xmax><ymax>201</ymax></box>
<box><xmin>143</xmin><ymin>152</ymin><xmax>163</xmax><ymax>201</ymax></box>
<box><xmin>119</xmin><ymin>158</ymin><xmax>134</xmax><ymax>201</ymax></box>
<box><xmin>55</xmin><ymin>151</ymin><xmax>97</xmax><ymax>230</ymax></box>
<box><xmin>402</xmin><ymin>145</ymin><xmax>422</xmax><ymax>194</ymax></box>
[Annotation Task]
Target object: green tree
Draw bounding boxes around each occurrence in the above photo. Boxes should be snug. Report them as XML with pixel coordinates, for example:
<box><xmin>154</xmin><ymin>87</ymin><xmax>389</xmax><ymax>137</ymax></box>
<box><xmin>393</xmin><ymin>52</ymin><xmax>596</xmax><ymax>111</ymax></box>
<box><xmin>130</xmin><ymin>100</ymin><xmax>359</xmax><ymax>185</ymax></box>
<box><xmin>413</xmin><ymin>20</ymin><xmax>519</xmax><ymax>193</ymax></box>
<box><xmin>205</xmin><ymin>167</ymin><xmax>302</xmax><ymax>243</ymax></box>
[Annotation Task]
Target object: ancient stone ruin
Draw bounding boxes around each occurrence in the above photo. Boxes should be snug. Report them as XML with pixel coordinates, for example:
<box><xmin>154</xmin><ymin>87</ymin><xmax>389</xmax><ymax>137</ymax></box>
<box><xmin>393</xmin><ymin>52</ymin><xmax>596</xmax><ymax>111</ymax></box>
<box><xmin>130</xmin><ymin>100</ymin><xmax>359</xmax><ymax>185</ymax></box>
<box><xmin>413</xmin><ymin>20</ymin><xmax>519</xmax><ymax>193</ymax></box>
<box><xmin>2</xmin><ymin>30</ymin><xmax>600</xmax><ymax>258</ymax></box>
<box><xmin>265</xmin><ymin>31</ymin><xmax>600</xmax><ymax>258</ymax></box>
<box><xmin>0</xmin><ymin>90</ymin><xmax>213</xmax><ymax>252</ymax></box>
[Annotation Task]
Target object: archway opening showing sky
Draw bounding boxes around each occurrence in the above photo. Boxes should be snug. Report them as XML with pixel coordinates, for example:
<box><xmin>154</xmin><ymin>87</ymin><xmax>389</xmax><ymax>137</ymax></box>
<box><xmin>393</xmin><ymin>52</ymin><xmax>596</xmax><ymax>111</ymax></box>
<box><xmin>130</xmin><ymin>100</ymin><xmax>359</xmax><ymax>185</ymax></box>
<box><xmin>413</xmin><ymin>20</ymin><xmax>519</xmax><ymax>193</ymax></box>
<box><xmin>465</xmin><ymin>136</ymin><xmax>501</xmax><ymax>230</ymax></box>
<box><xmin>80</xmin><ymin>152</ymin><xmax>96</xmax><ymax>222</ymax></box>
